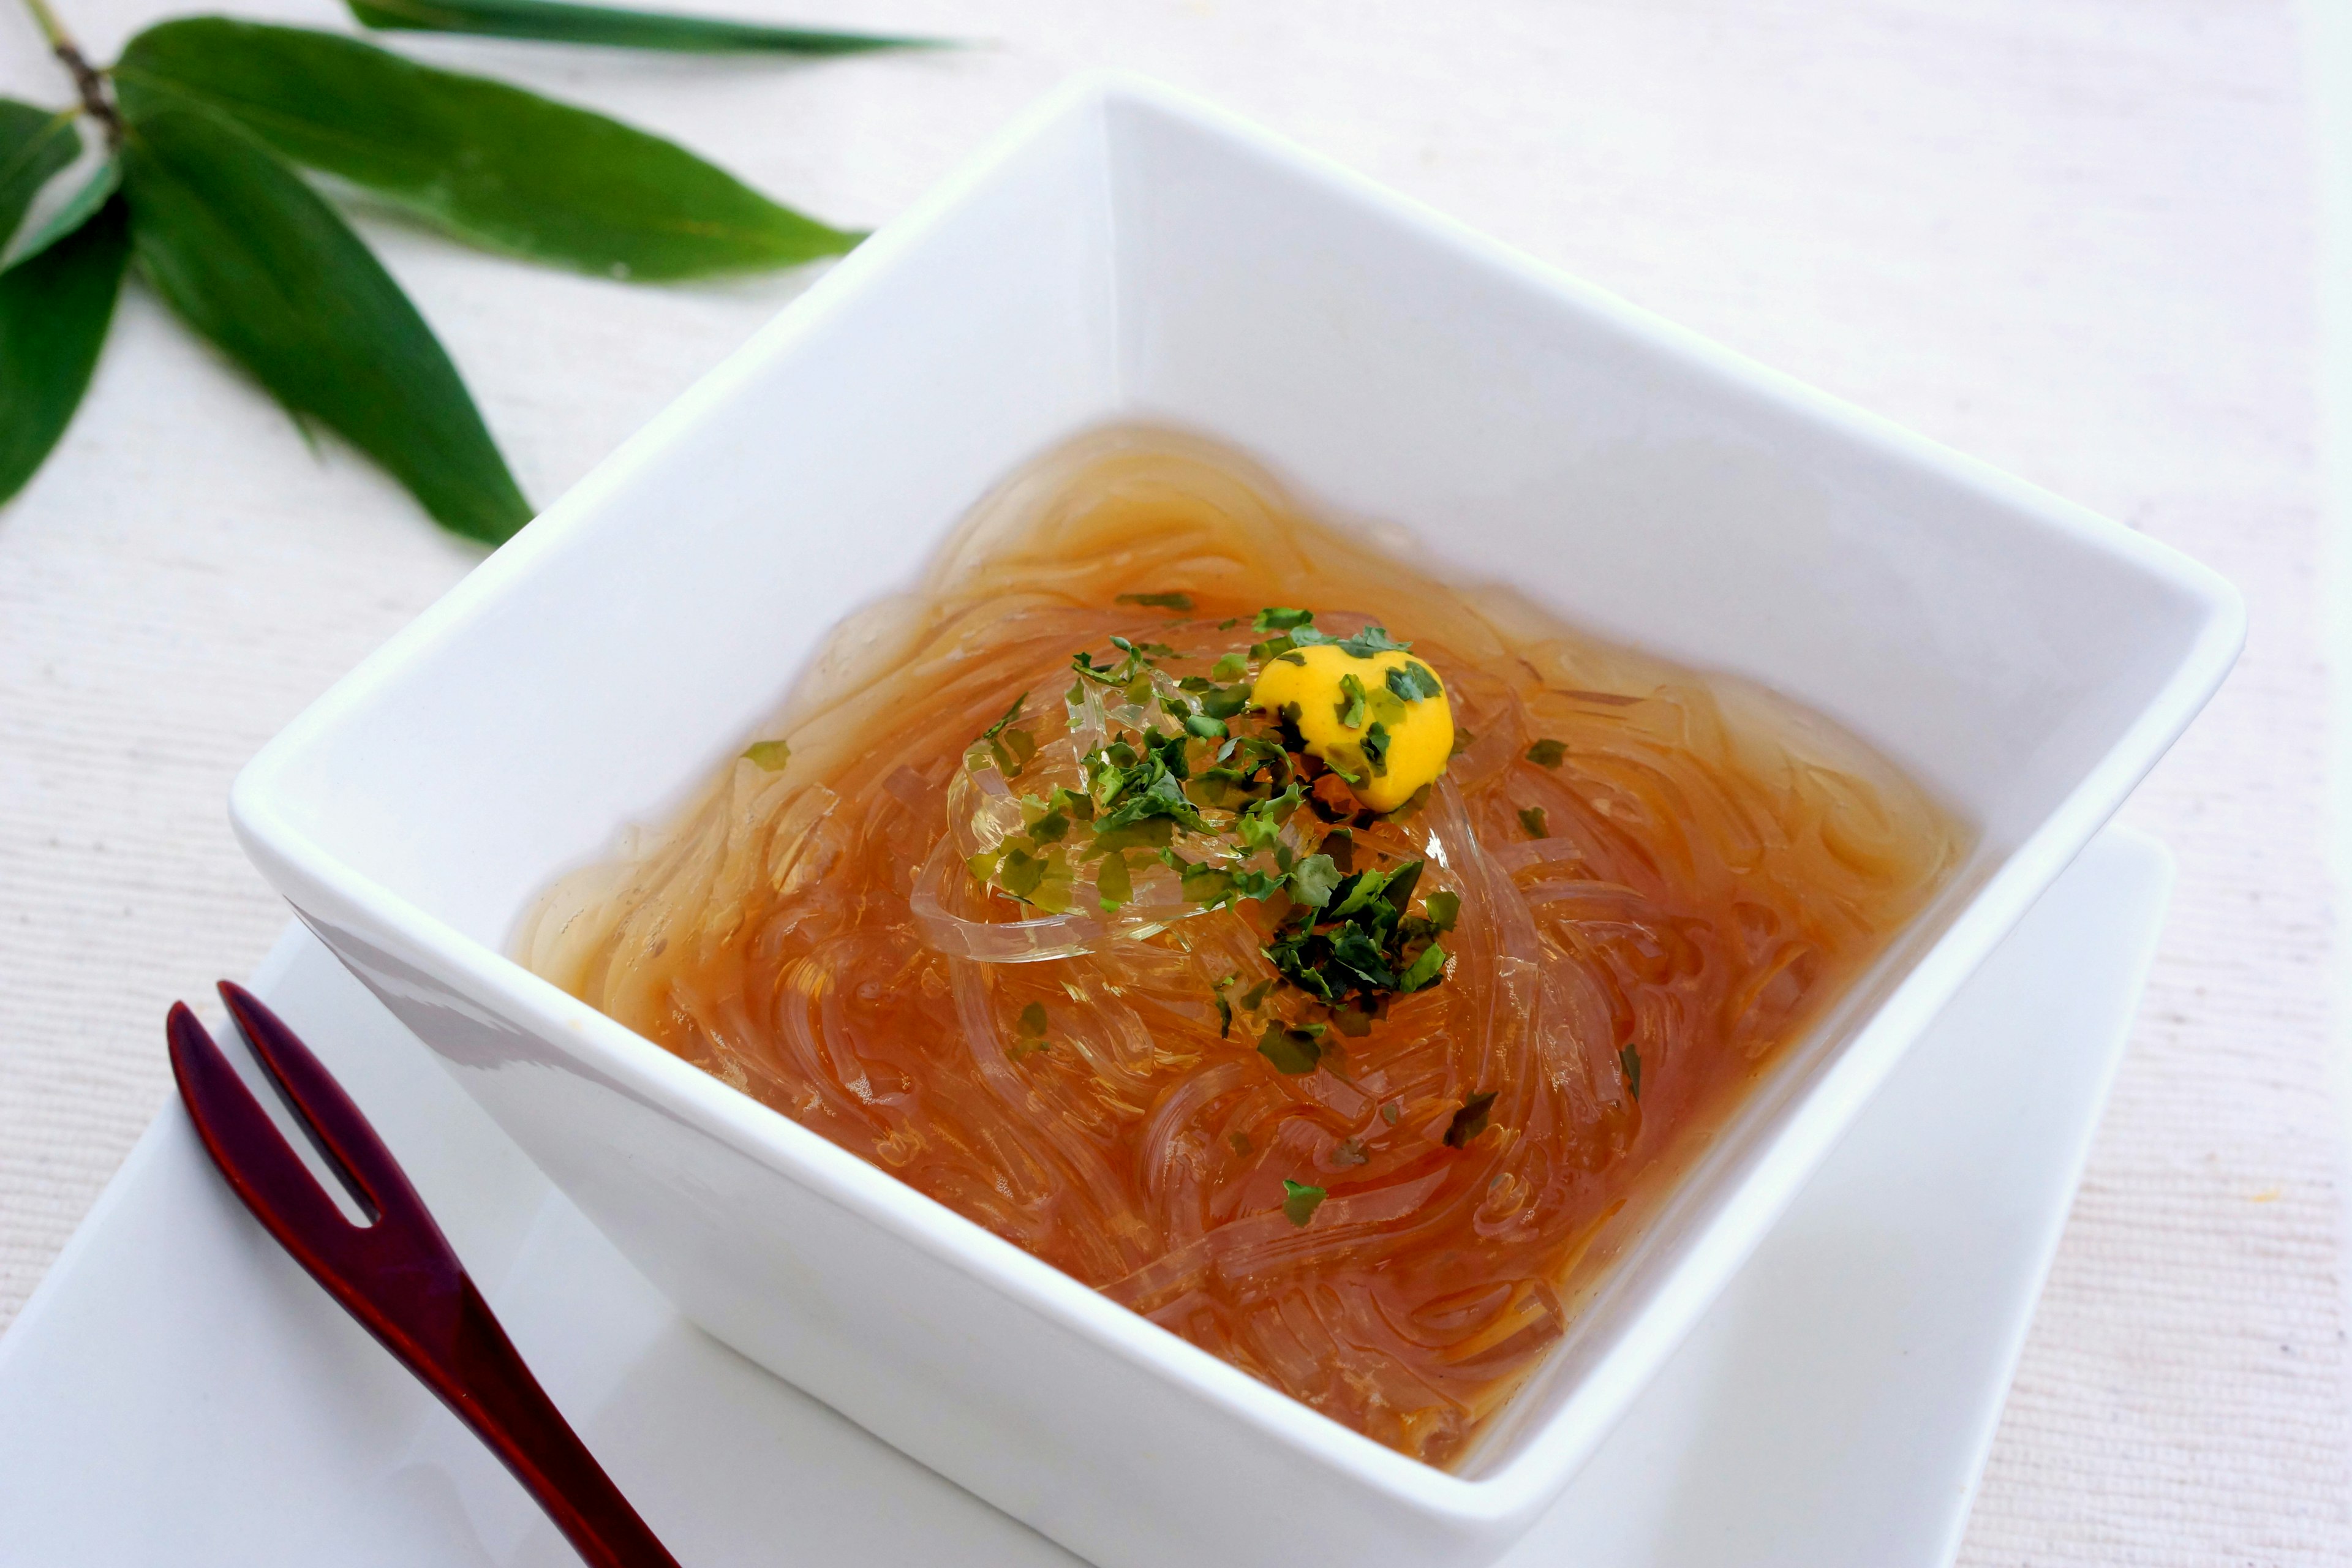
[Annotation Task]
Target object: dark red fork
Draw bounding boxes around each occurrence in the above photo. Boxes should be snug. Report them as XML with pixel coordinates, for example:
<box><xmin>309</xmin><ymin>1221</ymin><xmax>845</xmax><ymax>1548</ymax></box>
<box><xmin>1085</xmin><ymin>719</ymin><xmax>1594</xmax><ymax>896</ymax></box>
<box><xmin>167</xmin><ymin>982</ymin><xmax>683</xmax><ymax>1568</ymax></box>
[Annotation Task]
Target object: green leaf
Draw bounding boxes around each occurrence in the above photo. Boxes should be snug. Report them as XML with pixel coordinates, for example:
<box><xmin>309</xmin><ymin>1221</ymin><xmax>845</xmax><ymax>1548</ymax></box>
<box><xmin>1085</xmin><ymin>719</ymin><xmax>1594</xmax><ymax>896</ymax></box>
<box><xmin>119</xmin><ymin>104</ymin><xmax>530</xmax><ymax>541</ymax></box>
<box><xmin>1385</xmin><ymin>660</ymin><xmax>1444</xmax><ymax>703</ymax></box>
<box><xmin>1011</xmin><ymin>1000</ymin><xmax>1049</xmax><ymax>1059</ymax></box>
<box><xmin>1287</xmin><ymin>853</ymin><xmax>1340</xmax><ymax>909</ymax></box>
<box><xmin>347</xmin><ymin>0</ymin><xmax>944</xmax><ymax>54</ymax></box>
<box><xmin>0</xmin><ymin>197</ymin><xmax>129</xmax><ymax>506</ymax></box>
<box><xmin>1281</xmin><ymin>1178</ymin><xmax>1326</xmax><ymax>1227</ymax></box>
<box><xmin>5</xmin><ymin>157</ymin><xmax>120</xmax><ymax>273</ymax></box>
<box><xmin>1116</xmin><ymin>590</ymin><xmax>1193</xmax><ymax>612</ymax></box>
<box><xmin>1619</xmin><ymin>1043</ymin><xmax>1642</xmax><ymax>1101</ymax></box>
<box><xmin>1518</xmin><ymin>805</ymin><xmax>1550</xmax><ymax>839</ymax></box>
<box><xmin>0</xmin><ymin>102</ymin><xmax>80</xmax><ymax>255</ymax></box>
<box><xmin>1395</xmin><ymin>940</ymin><xmax>1447</xmax><ymax>993</ymax></box>
<box><xmin>742</xmin><ymin>739</ymin><xmax>791</xmax><ymax>771</ymax></box>
<box><xmin>114</xmin><ymin>19</ymin><xmax>861</xmax><ymax>282</ymax></box>
<box><xmin>1257</xmin><ymin>1020</ymin><xmax>1324</xmax><ymax>1076</ymax></box>
<box><xmin>1095</xmin><ymin>850</ymin><xmax>1132</xmax><ymax>913</ymax></box>
<box><xmin>1335</xmin><ymin>673</ymin><xmax>1367</xmax><ymax>729</ymax></box>
<box><xmin>1526</xmin><ymin>738</ymin><xmax>1567</xmax><ymax>769</ymax></box>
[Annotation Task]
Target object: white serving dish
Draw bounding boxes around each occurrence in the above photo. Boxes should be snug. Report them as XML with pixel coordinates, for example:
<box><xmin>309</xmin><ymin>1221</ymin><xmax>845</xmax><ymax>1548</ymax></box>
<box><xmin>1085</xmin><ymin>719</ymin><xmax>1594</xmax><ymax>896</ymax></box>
<box><xmin>0</xmin><ymin>827</ymin><xmax>2174</xmax><ymax>1567</ymax></box>
<box><xmin>227</xmin><ymin>72</ymin><xmax>2242</xmax><ymax>1568</ymax></box>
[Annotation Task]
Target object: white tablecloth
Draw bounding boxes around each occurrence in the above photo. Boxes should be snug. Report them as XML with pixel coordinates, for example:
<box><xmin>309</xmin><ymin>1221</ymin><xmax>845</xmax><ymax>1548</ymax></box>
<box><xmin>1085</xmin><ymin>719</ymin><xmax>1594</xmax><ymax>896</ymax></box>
<box><xmin>2</xmin><ymin>1</ymin><xmax>2343</xmax><ymax>1559</ymax></box>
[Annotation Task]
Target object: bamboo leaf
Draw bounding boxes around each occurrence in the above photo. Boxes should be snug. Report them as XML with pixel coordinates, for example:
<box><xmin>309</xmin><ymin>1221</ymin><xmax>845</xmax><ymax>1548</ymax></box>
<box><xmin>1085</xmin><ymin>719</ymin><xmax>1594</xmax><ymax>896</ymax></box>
<box><xmin>115</xmin><ymin>18</ymin><xmax>862</xmax><ymax>281</ymax></box>
<box><xmin>0</xmin><ymin>100</ymin><xmax>80</xmax><ymax>254</ymax></box>
<box><xmin>345</xmin><ymin>0</ymin><xmax>943</xmax><ymax>55</ymax></box>
<box><xmin>4</xmin><ymin>157</ymin><xmax>119</xmax><ymax>272</ymax></box>
<box><xmin>120</xmin><ymin>102</ymin><xmax>530</xmax><ymax>541</ymax></box>
<box><xmin>0</xmin><ymin>197</ymin><xmax>128</xmax><ymax>507</ymax></box>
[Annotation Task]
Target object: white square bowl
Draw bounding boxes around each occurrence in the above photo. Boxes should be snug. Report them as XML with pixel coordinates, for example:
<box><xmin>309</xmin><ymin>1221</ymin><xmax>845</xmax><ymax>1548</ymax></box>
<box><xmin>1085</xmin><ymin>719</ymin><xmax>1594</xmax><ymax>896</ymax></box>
<box><xmin>229</xmin><ymin>73</ymin><xmax>2241</xmax><ymax>1568</ymax></box>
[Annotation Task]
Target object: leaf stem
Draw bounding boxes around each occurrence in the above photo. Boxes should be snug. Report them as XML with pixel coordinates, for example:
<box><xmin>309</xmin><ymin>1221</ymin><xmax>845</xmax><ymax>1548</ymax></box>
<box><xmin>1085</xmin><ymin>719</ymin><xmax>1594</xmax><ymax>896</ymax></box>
<box><xmin>16</xmin><ymin>0</ymin><xmax>122</xmax><ymax>143</ymax></box>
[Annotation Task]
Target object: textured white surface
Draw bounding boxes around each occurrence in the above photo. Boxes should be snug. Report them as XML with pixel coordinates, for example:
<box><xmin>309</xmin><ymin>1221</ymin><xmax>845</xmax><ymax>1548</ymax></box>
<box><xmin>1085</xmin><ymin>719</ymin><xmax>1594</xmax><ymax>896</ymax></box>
<box><xmin>0</xmin><ymin>1</ymin><xmax>2342</xmax><ymax>1561</ymax></box>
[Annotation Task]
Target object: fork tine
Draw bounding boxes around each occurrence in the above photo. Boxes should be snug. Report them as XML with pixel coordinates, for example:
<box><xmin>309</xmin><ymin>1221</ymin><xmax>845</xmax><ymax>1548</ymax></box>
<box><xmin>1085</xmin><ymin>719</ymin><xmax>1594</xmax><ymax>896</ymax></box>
<box><xmin>219</xmin><ymin>981</ymin><xmax>440</xmax><ymax>1240</ymax></box>
<box><xmin>165</xmin><ymin>1003</ymin><xmax>368</xmax><ymax>1251</ymax></box>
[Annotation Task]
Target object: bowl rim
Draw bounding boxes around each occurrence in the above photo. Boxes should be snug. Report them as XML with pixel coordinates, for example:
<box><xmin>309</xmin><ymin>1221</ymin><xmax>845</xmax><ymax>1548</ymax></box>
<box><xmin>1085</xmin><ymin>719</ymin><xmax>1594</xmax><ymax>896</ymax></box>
<box><xmin>230</xmin><ymin>69</ymin><xmax>2246</xmax><ymax>1528</ymax></box>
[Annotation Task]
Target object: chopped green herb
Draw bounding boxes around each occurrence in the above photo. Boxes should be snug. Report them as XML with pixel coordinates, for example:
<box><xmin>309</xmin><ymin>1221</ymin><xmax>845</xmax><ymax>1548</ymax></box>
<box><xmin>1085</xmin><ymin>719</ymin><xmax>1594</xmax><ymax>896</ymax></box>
<box><xmin>1183</xmin><ymin>713</ymin><xmax>1229</xmax><ymax>739</ymax></box>
<box><xmin>1385</xmin><ymin>661</ymin><xmax>1444</xmax><ymax>701</ymax></box>
<box><xmin>1236</xmin><ymin>783</ymin><xmax>1305</xmax><ymax>853</ymax></box>
<box><xmin>998</xmin><ymin>847</ymin><xmax>1046</xmax><ymax>899</ymax></box>
<box><xmin>1620</xmin><ymin>1042</ymin><xmax>1643</xmax><ymax>1100</ymax></box>
<box><xmin>1444</xmin><ymin>1091</ymin><xmax>1497</xmax><ymax>1148</ymax></box>
<box><xmin>1518</xmin><ymin>806</ymin><xmax>1550</xmax><ymax>839</ymax></box>
<box><xmin>1360</xmin><ymin>721</ymin><xmax>1392</xmax><ymax>777</ymax></box>
<box><xmin>982</xmin><ymin>692</ymin><xmax>1028</xmax><ymax>738</ymax></box>
<box><xmin>1087</xmin><ymin>817</ymin><xmax>1178</xmax><ymax>857</ymax></box>
<box><xmin>1327</xmin><ymin>865</ymin><xmax>1390</xmax><ymax>921</ymax></box>
<box><xmin>1211</xmin><ymin>652</ymin><xmax>1247</xmax><ymax>682</ymax></box>
<box><xmin>1338</xmin><ymin>625</ymin><xmax>1410</xmax><ymax>658</ymax></box>
<box><xmin>1199</xmin><ymin>683</ymin><xmax>1253</xmax><ymax>720</ymax></box>
<box><xmin>1281</xmin><ymin>1178</ymin><xmax>1327</xmax><ymax>1227</ymax></box>
<box><xmin>1336</xmin><ymin>673</ymin><xmax>1368</xmax><ymax>729</ymax></box>
<box><xmin>1230</xmin><ymin>867</ymin><xmax>1288</xmax><ymax>903</ymax></box>
<box><xmin>1175</xmin><ymin>858</ymin><xmax>1237</xmax><ymax>908</ymax></box>
<box><xmin>1116</xmin><ymin>591</ymin><xmax>1194</xmax><ymax>611</ymax></box>
<box><xmin>1424</xmin><ymin>890</ymin><xmax>1461</xmax><ymax>931</ymax></box>
<box><xmin>1287</xmin><ymin>853</ymin><xmax>1341</xmax><ymax>909</ymax></box>
<box><xmin>975</xmin><ymin>692</ymin><xmax>1039</xmax><ymax>778</ymax></box>
<box><xmin>1258</xmin><ymin>1020</ymin><xmax>1325</xmax><ymax>1075</ymax></box>
<box><xmin>1526</xmin><ymin>738</ymin><xmax>1568</xmax><ymax>769</ymax></box>
<box><xmin>1229</xmin><ymin>1131</ymin><xmax>1253</xmax><ymax>1156</ymax></box>
<box><xmin>1096</xmin><ymin>850</ymin><xmax>1133</xmax><ymax>913</ymax></box>
<box><xmin>1332</xmin><ymin>1137</ymin><xmax>1370</xmax><ymax>1167</ymax></box>
<box><xmin>1380</xmin><ymin>1101</ymin><xmax>1402</xmax><ymax>1126</ymax></box>
<box><xmin>1217</xmin><ymin>617</ymin><xmax>1241</xmax><ymax>630</ymax></box>
<box><xmin>1088</xmin><ymin>729</ymin><xmax>1208</xmax><ymax>835</ymax></box>
<box><xmin>1213</xmin><ymin>973</ymin><xmax>1238</xmax><ymax>1038</ymax></box>
<box><xmin>1254</xmin><ymin>606</ymin><xmax>1316</xmax><ymax>633</ymax></box>
<box><xmin>1071</xmin><ymin>641</ymin><xmax>1158</xmax><ymax>693</ymax></box>
<box><xmin>742</xmin><ymin>739</ymin><xmax>792</xmax><ymax>772</ymax></box>
<box><xmin>1011</xmin><ymin>1001</ymin><xmax>1051</xmax><ymax>1058</ymax></box>
<box><xmin>1450</xmin><ymin>728</ymin><xmax>1475</xmax><ymax>757</ymax></box>
<box><xmin>1239</xmin><ymin>978</ymin><xmax>1273</xmax><ymax>1012</ymax></box>
<box><xmin>1289</xmin><ymin>622</ymin><xmax>1411</xmax><ymax>659</ymax></box>
<box><xmin>1395</xmin><ymin>941</ymin><xmax>1449</xmax><ymax>992</ymax></box>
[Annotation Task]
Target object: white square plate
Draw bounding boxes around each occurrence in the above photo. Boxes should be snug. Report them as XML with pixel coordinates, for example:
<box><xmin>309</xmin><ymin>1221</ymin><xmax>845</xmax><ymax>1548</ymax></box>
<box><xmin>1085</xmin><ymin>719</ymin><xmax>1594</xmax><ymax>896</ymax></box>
<box><xmin>226</xmin><ymin>72</ymin><xmax>2236</xmax><ymax>1566</ymax></box>
<box><xmin>0</xmin><ymin>827</ymin><xmax>2170</xmax><ymax>1567</ymax></box>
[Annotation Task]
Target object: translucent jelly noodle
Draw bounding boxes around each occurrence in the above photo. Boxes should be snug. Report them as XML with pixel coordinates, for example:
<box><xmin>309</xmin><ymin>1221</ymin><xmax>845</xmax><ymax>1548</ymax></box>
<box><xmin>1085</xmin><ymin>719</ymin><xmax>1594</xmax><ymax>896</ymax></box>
<box><xmin>518</xmin><ymin>428</ymin><xmax>1963</xmax><ymax>1468</ymax></box>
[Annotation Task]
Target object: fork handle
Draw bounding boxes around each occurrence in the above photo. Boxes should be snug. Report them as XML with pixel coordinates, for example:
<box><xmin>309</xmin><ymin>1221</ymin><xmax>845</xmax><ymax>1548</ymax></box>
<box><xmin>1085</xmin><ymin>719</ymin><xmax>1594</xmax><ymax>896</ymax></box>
<box><xmin>399</xmin><ymin>1274</ymin><xmax>684</xmax><ymax>1568</ymax></box>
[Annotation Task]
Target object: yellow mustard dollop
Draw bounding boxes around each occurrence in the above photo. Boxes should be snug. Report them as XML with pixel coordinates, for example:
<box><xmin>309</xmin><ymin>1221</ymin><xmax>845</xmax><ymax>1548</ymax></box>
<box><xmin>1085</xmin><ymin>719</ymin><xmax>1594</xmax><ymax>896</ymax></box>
<box><xmin>1250</xmin><ymin>643</ymin><xmax>1453</xmax><ymax>812</ymax></box>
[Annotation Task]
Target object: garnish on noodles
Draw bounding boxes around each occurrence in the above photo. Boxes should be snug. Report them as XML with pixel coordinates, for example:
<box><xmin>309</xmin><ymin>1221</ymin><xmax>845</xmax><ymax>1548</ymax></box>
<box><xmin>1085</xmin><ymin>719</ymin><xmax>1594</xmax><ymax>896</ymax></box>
<box><xmin>518</xmin><ymin>428</ymin><xmax>1962</xmax><ymax>1468</ymax></box>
